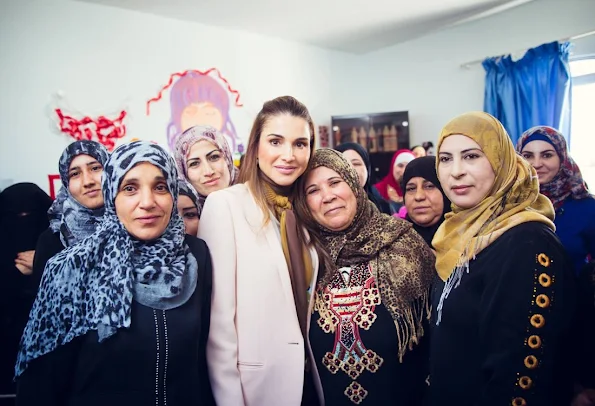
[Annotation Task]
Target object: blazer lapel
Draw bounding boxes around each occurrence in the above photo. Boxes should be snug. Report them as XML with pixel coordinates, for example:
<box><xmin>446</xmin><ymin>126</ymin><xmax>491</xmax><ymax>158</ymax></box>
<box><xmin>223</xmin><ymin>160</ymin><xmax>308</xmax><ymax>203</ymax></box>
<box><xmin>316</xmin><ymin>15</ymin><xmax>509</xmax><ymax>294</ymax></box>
<box><xmin>263</xmin><ymin>220</ymin><xmax>296</xmax><ymax>309</ymax></box>
<box><xmin>242</xmin><ymin>187</ymin><xmax>296</xmax><ymax>311</ymax></box>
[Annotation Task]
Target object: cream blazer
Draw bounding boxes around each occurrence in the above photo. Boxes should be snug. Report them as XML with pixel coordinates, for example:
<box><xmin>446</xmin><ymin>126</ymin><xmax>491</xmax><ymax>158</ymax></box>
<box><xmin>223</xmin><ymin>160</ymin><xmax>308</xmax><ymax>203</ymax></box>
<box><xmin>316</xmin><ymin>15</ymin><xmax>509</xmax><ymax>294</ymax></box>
<box><xmin>198</xmin><ymin>183</ymin><xmax>323</xmax><ymax>406</ymax></box>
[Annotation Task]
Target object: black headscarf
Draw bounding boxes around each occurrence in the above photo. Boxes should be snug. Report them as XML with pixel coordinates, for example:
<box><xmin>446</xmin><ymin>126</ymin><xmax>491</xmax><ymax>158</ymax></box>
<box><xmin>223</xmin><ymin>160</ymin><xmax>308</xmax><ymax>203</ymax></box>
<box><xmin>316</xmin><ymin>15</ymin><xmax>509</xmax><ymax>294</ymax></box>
<box><xmin>401</xmin><ymin>156</ymin><xmax>451</xmax><ymax>247</ymax></box>
<box><xmin>335</xmin><ymin>142</ymin><xmax>391</xmax><ymax>214</ymax></box>
<box><xmin>0</xmin><ymin>183</ymin><xmax>52</xmax><ymax>394</ymax></box>
<box><xmin>0</xmin><ymin>183</ymin><xmax>52</xmax><ymax>280</ymax></box>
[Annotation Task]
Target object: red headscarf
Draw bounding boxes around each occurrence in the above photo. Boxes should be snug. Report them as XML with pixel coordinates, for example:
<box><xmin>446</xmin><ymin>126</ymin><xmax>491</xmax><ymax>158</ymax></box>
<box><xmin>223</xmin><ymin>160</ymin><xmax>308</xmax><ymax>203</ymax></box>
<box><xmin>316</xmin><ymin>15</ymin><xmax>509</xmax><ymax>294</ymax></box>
<box><xmin>373</xmin><ymin>149</ymin><xmax>415</xmax><ymax>200</ymax></box>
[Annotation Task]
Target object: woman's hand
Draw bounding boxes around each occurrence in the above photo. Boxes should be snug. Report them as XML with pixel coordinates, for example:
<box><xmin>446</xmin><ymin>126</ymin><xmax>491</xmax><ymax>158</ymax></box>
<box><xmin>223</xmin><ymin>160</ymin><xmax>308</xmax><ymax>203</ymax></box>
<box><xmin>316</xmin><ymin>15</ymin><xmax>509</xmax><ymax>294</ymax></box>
<box><xmin>15</xmin><ymin>250</ymin><xmax>35</xmax><ymax>275</ymax></box>
<box><xmin>387</xmin><ymin>185</ymin><xmax>403</xmax><ymax>203</ymax></box>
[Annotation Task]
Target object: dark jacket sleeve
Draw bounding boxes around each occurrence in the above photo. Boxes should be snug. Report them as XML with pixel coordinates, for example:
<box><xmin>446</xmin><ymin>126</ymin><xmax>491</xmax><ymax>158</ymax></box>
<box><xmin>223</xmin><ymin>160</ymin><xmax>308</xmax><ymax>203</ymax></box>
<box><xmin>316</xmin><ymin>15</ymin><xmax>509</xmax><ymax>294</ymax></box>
<box><xmin>583</xmin><ymin>204</ymin><xmax>595</xmax><ymax>262</ymax></box>
<box><xmin>16</xmin><ymin>337</ymin><xmax>82</xmax><ymax>406</ymax></box>
<box><xmin>574</xmin><ymin>261</ymin><xmax>595</xmax><ymax>390</ymax></box>
<box><xmin>31</xmin><ymin>229</ymin><xmax>64</xmax><ymax>290</ymax></box>
<box><xmin>477</xmin><ymin>230</ymin><xmax>576</xmax><ymax>406</ymax></box>
<box><xmin>199</xmin><ymin>243</ymin><xmax>215</xmax><ymax>406</ymax></box>
<box><xmin>185</xmin><ymin>234</ymin><xmax>215</xmax><ymax>406</ymax></box>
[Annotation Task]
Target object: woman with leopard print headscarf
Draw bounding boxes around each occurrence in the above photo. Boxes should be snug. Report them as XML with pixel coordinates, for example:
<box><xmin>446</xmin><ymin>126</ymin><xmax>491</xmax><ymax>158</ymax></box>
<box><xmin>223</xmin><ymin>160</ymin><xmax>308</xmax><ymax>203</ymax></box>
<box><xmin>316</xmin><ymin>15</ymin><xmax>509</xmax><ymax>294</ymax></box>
<box><xmin>294</xmin><ymin>148</ymin><xmax>435</xmax><ymax>406</ymax></box>
<box><xmin>15</xmin><ymin>141</ymin><xmax>214</xmax><ymax>406</ymax></box>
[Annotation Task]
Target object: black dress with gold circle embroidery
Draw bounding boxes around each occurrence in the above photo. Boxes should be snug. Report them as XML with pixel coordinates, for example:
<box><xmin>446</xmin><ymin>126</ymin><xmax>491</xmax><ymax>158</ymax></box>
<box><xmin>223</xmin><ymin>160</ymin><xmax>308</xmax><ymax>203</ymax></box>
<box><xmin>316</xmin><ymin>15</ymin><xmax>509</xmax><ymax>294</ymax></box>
<box><xmin>427</xmin><ymin>222</ymin><xmax>577</xmax><ymax>406</ymax></box>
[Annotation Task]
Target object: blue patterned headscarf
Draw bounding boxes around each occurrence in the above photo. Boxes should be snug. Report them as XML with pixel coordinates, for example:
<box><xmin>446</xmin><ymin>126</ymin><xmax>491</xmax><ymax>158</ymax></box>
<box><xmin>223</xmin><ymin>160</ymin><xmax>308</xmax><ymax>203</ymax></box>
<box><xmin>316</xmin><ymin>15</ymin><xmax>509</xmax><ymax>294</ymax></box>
<box><xmin>47</xmin><ymin>140</ymin><xmax>110</xmax><ymax>246</ymax></box>
<box><xmin>16</xmin><ymin>141</ymin><xmax>197</xmax><ymax>377</ymax></box>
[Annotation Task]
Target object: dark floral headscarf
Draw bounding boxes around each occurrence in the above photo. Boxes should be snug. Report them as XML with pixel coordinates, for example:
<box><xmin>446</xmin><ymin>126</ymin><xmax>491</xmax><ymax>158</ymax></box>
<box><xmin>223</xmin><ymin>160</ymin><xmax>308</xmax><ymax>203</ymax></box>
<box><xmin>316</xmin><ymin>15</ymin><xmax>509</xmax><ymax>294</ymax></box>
<box><xmin>517</xmin><ymin>126</ymin><xmax>590</xmax><ymax>210</ymax></box>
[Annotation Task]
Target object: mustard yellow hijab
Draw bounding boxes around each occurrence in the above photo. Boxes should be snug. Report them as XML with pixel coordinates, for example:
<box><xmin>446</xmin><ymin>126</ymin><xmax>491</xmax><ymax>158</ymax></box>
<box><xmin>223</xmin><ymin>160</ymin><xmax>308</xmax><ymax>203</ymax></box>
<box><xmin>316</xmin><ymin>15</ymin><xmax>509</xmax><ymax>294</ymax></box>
<box><xmin>432</xmin><ymin>112</ymin><xmax>555</xmax><ymax>282</ymax></box>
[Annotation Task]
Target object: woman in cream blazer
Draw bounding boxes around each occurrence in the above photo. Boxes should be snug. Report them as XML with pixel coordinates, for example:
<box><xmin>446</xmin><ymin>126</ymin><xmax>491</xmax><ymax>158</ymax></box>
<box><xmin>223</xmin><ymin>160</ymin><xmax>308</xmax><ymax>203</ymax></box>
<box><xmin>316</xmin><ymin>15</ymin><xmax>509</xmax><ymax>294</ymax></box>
<box><xmin>199</xmin><ymin>96</ymin><xmax>322</xmax><ymax>406</ymax></box>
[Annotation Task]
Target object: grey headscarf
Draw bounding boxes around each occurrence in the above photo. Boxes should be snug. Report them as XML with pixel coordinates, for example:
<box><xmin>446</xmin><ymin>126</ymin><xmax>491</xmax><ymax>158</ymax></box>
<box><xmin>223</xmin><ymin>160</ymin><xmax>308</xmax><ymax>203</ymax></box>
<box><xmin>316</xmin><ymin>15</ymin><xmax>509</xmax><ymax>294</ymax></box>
<box><xmin>47</xmin><ymin>140</ymin><xmax>110</xmax><ymax>246</ymax></box>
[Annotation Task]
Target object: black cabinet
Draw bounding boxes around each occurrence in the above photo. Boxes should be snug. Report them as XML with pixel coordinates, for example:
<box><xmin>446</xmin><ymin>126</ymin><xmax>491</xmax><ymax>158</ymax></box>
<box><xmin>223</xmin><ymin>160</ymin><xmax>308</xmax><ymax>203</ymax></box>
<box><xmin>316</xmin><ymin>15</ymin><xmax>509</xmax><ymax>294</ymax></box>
<box><xmin>331</xmin><ymin>111</ymin><xmax>410</xmax><ymax>182</ymax></box>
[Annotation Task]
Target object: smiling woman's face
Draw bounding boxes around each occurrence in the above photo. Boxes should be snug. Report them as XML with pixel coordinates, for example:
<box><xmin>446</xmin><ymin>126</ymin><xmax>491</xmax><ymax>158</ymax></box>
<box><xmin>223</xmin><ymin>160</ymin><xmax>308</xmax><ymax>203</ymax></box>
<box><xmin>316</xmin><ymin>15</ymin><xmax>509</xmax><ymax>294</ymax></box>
<box><xmin>520</xmin><ymin>140</ymin><xmax>561</xmax><ymax>184</ymax></box>
<box><xmin>257</xmin><ymin>114</ymin><xmax>311</xmax><ymax>187</ymax></box>
<box><xmin>67</xmin><ymin>154</ymin><xmax>104</xmax><ymax>209</ymax></box>
<box><xmin>115</xmin><ymin>162</ymin><xmax>173</xmax><ymax>241</ymax></box>
<box><xmin>186</xmin><ymin>140</ymin><xmax>231</xmax><ymax>196</ymax></box>
<box><xmin>305</xmin><ymin>166</ymin><xmax>357</xmax><ymax>231</ymax></box>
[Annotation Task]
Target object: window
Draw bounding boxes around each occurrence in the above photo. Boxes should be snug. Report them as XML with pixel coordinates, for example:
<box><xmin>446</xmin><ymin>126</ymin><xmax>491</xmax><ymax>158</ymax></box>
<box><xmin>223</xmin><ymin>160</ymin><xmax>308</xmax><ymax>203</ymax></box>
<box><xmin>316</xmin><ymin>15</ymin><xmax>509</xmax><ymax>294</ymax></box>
<box><xmin>569</xmin><ymin>57</ymin><xmax>595</xmax><ymax>190</ymax></box>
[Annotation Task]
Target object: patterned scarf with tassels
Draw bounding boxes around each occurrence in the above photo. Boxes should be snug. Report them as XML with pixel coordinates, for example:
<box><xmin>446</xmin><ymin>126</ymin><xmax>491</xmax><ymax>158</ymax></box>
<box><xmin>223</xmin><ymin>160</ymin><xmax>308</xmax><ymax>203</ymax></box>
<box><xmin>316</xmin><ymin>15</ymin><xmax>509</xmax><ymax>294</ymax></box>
<box><xmin>294</xmin><ymin>149</ymin><xmax>435</xmax><ymax>362</ymax></box>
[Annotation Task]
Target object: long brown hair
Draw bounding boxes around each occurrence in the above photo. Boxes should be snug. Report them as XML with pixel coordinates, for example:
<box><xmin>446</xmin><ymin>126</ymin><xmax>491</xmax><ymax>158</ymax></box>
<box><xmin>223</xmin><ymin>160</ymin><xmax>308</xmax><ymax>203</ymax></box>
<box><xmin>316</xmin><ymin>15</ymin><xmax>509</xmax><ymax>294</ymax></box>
<box><xmin>238</xmin><ymin>96</ymin><xmax>315</xmax><ymax>223</ymax></box>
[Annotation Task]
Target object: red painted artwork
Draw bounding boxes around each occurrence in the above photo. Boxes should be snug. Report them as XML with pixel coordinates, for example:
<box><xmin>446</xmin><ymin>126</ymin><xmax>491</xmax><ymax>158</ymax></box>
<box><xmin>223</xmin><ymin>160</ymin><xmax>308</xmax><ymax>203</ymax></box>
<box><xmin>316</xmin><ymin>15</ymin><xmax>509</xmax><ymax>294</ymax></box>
<box><xmin>48</xmin><ymin>174</ymin><xmax>61</xmax><ymax>199</ymax></box>
<box><xmin>54</xmin><ymin>108</ymin><xmax>127</xmax><ymax>151</ymax></box>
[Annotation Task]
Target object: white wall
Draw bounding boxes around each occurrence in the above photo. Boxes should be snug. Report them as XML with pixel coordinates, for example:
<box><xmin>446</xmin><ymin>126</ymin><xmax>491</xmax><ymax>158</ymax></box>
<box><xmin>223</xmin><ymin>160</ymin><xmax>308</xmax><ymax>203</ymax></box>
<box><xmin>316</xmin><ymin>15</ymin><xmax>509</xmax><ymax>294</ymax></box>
<box><xmin>330</xmin><ymin>0</ymin><xmax>595</xmax><ymax>147</ymax></box>
<box><xmin>2</xmin><ymin>0</ymin><xmax>595</xmax><ymax>192</ymax></box>
<box><xmin>0</xmin><ymin>0</ymin><xmax>339</xmax><ymax>192</ymax></box>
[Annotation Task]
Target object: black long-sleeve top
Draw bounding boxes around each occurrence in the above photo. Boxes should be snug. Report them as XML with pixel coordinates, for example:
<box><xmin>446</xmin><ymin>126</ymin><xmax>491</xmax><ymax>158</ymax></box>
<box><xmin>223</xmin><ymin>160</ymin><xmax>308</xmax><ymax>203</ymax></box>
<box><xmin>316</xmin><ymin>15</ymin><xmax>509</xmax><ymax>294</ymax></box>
<box><xmin>16</xmin><ymin>235</ymin><xmax>214</xmax><ymax>406</ymax></box>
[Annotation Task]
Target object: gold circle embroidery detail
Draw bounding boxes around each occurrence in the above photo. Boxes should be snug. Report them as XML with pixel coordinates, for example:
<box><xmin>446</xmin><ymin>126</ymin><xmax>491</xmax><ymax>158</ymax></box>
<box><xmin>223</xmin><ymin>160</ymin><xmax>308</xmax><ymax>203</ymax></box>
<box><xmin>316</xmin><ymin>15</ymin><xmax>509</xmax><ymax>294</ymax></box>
<box><xmin>538</xmin><ymin>253</ymin><xmax>550</xmax><ymax>267</ymax></box>
<box><xmin>538</xmin><ymin>273</ymin><xmax>552</xmax><ymax>287</ymax></box>
<box><xmin>512</xmin><ymin>397</ymin><xmax>527</xmax><ymax>406</ymax></box>
<box><xmin>524</xmin><ymin>355</ymin><xmax>539</xmax><ymax>369</ymax></box>
<box><xmin>528</xmin><ymin>335</ymin><xmax>542</xmax><ymax>349</ymax></box>
<box><xmin>519</xmin><ymin>376</ymin><xmax>533</xmax><ymax>389</ymax></box>
<box><xmin>530</xmin><ymin>314</ymin><xmax>545</xmax><ymax>328</ymax></box>
<box><xmin>536</xmin><ymin>294</ymin><xmax>550</xmax><ymax>308</ymax></box>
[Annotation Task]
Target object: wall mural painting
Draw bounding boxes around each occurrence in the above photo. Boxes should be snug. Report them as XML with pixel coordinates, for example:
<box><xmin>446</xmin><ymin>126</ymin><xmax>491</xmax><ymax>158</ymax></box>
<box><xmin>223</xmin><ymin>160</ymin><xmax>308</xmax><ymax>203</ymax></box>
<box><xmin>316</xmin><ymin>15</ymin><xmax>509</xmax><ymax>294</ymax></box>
<box><xmin>47</xmin><ymin>174</ymin><xmax>61</xmax><ymax>200</ymax></box>
<box><xmin>49</xmin><ymin>92</ymin><xmax>128</xmax><ymax>151</ymax></box>
<box><xmin>146</xmin><ymin>68</ymin><xmax>244</xmax><ymax>160</ymax></box>
<box><xmin>54</xmin><ymin>108</ymin><xmax>127</xmax><ymax>151</ymax></box>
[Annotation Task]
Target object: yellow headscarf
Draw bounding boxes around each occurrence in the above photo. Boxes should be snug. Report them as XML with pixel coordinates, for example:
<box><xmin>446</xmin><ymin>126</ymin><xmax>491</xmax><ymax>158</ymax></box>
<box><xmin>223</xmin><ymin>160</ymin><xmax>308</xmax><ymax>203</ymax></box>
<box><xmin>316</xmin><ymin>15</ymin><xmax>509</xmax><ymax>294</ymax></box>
<box><xmin>432</xmin><ymin>112</ymin><xmax>555</xmax><ymax>281</ymax></box>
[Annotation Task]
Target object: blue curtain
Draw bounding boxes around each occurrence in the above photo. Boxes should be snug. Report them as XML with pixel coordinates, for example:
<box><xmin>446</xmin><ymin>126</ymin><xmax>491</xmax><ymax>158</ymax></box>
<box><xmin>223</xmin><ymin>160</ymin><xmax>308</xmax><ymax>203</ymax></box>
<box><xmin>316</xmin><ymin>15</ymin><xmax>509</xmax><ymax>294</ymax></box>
<box><xmin>483</xmin><ymin>41</ymin><xmax>572</xmax><ymax>145</ymax></box>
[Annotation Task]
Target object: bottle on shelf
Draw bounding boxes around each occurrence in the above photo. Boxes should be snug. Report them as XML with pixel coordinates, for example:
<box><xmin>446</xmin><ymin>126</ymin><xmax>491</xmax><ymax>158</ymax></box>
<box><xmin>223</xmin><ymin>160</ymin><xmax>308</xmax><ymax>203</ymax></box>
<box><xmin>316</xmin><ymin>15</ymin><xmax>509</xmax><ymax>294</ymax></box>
<box><xmin>358</xmin><ymin>126</ymin><xmax>367</xmax><ymax>149</ymax></box>
<box><xmin>369</xmin><ymin>127</ymin><xmax>378</xmax><ymax>152</ymax></box>
<box><xmin>382</xmin><ymin>125</ymin><xmax>391</xmax><ymax>151</ymax></box>
<box><xmin>369</xmin><ymin>126</ymin><xmax>378</xmax><ymax>152</ymax></box>
<box><xmin>389</xmin><ymin>125</ymin><xmax>398</xmax><ymax>151</ymax></box>
<box><xmin>334</xmin><ymin>127</ymin><xmax>341</xmax><ymax>147</ymax></box>
<box><xmin>349</xmin><ymin>127</ymin><xmax>357</xmax><ymax>143</ymax></box>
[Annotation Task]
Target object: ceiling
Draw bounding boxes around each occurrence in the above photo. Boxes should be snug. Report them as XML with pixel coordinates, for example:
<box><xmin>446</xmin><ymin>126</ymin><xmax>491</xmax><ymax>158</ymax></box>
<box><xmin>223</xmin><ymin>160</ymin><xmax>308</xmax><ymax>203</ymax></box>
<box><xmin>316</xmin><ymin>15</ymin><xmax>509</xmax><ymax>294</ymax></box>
<box><xmin>76</xmin><ymin>0</ymin><xmax>535</xmax><ymax>54</ymax></box>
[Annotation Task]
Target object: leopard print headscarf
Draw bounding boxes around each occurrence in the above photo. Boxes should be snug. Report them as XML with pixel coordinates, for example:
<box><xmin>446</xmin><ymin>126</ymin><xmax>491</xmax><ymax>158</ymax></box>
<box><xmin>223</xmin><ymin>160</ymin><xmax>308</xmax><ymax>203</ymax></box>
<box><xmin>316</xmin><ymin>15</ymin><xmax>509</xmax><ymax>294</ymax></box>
<box><xmin>47</xmin><ymin>140</ymin><xmax>110</xmax><ymax>246</ymax></box>
<box><xmin>294</xmin><ymin>148</ymin><xmax>436</xmax><ymax>361</ymax></box>
<box><xmin>16</xmin><ymin>141</ymin><xmax>198</xmax><ymax>377</ymax></box>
